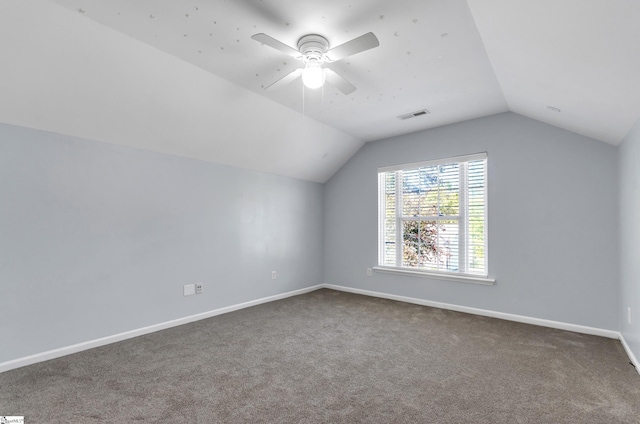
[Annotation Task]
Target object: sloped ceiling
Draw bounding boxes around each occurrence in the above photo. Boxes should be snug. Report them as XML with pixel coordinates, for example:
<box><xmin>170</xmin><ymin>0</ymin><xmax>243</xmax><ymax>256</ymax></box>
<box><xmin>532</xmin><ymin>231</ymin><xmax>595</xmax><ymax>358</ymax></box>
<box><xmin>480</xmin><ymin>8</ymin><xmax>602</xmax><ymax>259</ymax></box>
<box><xmin>1</xmin><ymin>0</ymin><xmax>639</xmax><ymax>182</ymax></box>
<box><xmin>468</xmin><ymin>0</ymin><xmax>640</xmax><ymax>145</ymax></box>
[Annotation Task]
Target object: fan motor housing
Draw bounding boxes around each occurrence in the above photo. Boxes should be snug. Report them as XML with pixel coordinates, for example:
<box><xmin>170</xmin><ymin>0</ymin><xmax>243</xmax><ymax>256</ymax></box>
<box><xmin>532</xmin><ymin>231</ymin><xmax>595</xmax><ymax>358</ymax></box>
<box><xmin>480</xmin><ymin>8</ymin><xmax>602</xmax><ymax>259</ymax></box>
<box><xmin>297</xmin><ymin>34</ymin><xmax>329</xmax><ymax>62</ymax></box>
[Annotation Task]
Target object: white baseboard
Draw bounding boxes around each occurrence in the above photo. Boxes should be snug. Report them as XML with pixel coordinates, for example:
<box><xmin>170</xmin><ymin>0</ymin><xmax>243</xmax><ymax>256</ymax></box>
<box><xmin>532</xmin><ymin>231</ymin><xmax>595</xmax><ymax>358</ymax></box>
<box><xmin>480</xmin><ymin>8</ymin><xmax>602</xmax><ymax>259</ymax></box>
<box><xmin>324</xmin><ymin>284</ymin><xmax>620</xmax><ymax>339</ymax></box>
<box><xmin>0</xmin><ymin>284</ymin><xmax>323</xmax><ymax>374</ymax></box>
<box><xmin>619</xmin><ymin>333</ymin><xmax>640</xmax><ymax>376</ymax></box>
<box><xmin>2</xmin><ymin>283</ymin><xmax>633</xmax><ymax>375</ymax></box>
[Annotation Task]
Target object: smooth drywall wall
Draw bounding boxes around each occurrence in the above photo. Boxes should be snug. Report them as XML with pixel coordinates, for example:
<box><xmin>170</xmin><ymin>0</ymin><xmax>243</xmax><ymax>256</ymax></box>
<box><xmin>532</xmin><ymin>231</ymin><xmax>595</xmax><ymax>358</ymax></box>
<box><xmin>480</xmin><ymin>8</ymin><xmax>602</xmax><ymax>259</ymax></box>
<box><xmin>0</xmin><ymin>123</ymin><xmax>323</xmax><ymax>364</ymax></box>
<box><xmin>620</xmin><ymin>117</ymin><xmax>640</xmax><ymax>361</ymax></box>
<box><xmin>324</xmin><ymin>112</ymin><xmax>618</xmax><ymax>330</ymax></box>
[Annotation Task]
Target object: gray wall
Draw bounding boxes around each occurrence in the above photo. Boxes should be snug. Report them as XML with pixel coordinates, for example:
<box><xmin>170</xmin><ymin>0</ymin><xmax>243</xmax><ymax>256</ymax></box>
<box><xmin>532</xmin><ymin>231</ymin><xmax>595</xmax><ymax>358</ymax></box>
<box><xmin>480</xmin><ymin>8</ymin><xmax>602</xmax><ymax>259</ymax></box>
<box><xmin>0</xmin><ymin>123</ymin><xmax>324</xmax><ymax>364</ymax></box>
<box><xmin>1</xmin><ymin>111</ymin><xmax>626</xmax><ymax>365</ymax></box>
<box><xmin>619</xmin><ymin>117</ymin><xmax>640</xmax><ymax>362</ymax></box>
<box><xmin>324</xmin><ymin>112</ymin><xmax>619</xmax><ymax>330</ymax></box>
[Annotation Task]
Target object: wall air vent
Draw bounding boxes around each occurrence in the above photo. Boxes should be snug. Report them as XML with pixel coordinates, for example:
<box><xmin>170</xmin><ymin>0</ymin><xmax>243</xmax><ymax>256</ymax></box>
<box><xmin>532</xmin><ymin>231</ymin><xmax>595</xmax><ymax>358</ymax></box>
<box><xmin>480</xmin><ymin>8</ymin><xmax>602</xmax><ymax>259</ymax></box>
<box><xmin>397</xmin><ymin>109</ymin><xmax>430</xmax><ymax>120</ymax></box>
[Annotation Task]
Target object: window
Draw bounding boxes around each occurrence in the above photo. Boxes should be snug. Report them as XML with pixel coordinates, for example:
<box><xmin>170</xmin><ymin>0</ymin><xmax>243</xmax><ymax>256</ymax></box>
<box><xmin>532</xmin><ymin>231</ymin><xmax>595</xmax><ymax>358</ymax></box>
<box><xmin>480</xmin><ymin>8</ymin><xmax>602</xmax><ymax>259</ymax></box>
<box><xmin>378</xmin><ymin>153</ymin><xmax>488</xmax><ymax>279</ymax></box>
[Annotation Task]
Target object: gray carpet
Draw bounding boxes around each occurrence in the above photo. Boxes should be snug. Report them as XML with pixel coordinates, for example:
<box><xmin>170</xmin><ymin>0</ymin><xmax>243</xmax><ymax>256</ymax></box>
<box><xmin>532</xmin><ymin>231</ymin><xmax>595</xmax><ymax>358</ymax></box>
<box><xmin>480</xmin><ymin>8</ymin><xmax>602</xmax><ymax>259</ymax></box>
<box><xmin>1</xmin><ymin>288</ymin><xmax>639</xmax><ymax>423</ymax></box>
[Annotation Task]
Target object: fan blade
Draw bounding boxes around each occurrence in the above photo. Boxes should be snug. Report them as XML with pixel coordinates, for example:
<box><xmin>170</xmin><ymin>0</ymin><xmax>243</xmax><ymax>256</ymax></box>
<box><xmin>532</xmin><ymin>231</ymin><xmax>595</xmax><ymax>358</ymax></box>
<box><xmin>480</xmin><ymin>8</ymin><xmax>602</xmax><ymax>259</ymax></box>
<box><xmin>324</xmin><ymin>68</ymin><xmax>356</xmax><ymax>95</ymax></box>
<box><xmin>263</xmin><ymin>68</ymin><xmax>304</xmax><ymax>91</ymax></box>
<box><xmin>325</xmin><ymin>32</ymin><xmax>379</xmax><ymax>62</ymax></box>
<box><xmin>251</xmin><ymin>33</ymin><xmax>302</xmax><ymax>59</ymax></box>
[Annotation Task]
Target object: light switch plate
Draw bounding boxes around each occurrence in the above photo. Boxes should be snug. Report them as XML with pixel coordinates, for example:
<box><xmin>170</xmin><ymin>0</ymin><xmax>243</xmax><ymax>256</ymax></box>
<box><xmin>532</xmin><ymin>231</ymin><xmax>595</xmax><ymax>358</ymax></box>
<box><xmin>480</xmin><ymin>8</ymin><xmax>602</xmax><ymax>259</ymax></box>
<box><xmin>184</xmin><ymin>284</ymin><xmax>195</xmax><ymax>296</ymax></box>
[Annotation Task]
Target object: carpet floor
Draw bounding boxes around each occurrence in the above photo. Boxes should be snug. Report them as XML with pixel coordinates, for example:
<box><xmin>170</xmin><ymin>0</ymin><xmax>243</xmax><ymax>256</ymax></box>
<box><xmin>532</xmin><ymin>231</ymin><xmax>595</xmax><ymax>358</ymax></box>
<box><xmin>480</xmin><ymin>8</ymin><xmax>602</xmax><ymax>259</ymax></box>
<box><xmin>1</xmin><ymin>288</ymin><xmax>639</xmax><ymax>423</ymax></box>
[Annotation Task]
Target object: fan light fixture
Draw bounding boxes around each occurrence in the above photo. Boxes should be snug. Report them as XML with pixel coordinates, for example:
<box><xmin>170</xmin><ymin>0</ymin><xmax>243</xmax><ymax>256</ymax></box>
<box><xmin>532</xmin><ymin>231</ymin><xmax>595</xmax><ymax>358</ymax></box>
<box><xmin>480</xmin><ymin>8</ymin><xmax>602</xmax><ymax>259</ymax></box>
<box><xmin>301</xmin><ymin>61</ymin><xmax>325</xmax><ymax>89</ymax></box>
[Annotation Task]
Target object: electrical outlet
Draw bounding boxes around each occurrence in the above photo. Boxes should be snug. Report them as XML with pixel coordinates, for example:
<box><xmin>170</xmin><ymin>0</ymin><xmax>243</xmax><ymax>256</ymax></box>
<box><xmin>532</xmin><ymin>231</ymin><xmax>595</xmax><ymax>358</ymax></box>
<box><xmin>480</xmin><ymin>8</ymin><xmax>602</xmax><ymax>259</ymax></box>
<box><xmin>367</xmin><ymin>268</ymin><xmax>372</xmax><ymax>276</ymax></box>
<box><xmin>628</xmin><ymin>307</ymin><xmax>632</xmax><ymax>324</ymax></box>
<box><xmin>195</xmin><ymin>283</ymin><xmax>203</xmax><ymax>295</ymax></box>
<box><xmin>183</xmin><ymin>284</ymin><xmax>195</xmax><ymax>296</ymax></box>
<box><xmin>272</xmin><ymin>271</ymin><xmax>277</xmax><ymax>280</ymax></box>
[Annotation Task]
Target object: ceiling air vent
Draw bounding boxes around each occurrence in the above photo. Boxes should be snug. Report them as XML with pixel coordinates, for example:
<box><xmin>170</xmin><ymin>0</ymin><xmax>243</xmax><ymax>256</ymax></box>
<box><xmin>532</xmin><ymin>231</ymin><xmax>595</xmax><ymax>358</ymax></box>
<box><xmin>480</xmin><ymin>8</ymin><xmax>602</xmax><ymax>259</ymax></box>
<box><xmin>397</xmin><ymin>109</ymin><xmax>430</xmax><ymax>120</ymax></box>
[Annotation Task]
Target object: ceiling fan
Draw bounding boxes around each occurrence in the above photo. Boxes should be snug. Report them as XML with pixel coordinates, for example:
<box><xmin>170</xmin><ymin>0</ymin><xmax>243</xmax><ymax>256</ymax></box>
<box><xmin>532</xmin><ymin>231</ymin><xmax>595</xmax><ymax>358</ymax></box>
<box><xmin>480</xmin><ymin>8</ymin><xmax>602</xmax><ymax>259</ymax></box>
<box><xmin>251</xmin><ymin>32</ymin><xmax>379</xmax><ymax>95</ymax></box>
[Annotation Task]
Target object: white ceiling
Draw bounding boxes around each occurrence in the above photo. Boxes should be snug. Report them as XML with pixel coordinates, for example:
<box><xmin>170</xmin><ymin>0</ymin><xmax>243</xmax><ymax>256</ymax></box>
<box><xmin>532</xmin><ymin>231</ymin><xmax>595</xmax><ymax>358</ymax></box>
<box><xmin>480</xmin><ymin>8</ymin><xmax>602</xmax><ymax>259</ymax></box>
<box><xmin>1</xmin><ymin>0</ymin><xmax>639</xmax><ymax>182</ymax></box>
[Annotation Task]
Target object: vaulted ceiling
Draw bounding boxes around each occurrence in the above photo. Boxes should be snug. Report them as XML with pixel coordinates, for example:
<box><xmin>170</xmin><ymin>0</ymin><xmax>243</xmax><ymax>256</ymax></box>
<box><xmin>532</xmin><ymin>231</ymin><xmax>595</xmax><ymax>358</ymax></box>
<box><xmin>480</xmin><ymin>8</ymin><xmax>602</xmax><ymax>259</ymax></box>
<box><xmin>1</xmin><ymin>1</ymin><xmax>639</xmax><ymax>182</ymax></box>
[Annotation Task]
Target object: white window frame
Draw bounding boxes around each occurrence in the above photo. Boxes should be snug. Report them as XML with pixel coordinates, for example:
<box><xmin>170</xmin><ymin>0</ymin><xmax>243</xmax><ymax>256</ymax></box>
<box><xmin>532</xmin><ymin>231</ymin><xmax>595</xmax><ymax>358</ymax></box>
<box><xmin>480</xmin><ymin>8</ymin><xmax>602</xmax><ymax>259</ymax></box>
<box><xmin>376</xmin><ymin>153</ymin><xmax>494</xmax><ymax>285</ymax></box>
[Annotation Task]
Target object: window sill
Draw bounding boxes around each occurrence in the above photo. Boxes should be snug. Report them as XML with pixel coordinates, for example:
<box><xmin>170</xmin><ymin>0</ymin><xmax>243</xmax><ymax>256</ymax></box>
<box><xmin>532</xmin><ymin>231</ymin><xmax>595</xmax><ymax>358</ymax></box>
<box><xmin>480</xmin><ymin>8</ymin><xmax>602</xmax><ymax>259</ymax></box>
<box><xmin>372</xmin><ymin>266</ymin><xmax>495</xmax><ymax>285</ymax></box>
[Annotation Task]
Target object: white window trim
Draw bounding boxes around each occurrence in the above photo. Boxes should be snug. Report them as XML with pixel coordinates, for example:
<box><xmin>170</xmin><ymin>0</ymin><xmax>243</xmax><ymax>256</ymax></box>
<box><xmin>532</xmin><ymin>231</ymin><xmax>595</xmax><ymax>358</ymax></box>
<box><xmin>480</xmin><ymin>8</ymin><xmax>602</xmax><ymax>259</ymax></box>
<box><xmin>378</xmin><ymin>152</ymin><xmax>488</xmax><ymax>173</ymax></box>
<box><xmin>378</xmin><ymin>152</ymin><xmax>489</xmax><ymax>280</ymax></box>
<box><xmin>372</xmin><ymin>266</ymin><xmax>495</xmax><ymax>285</ymax></box>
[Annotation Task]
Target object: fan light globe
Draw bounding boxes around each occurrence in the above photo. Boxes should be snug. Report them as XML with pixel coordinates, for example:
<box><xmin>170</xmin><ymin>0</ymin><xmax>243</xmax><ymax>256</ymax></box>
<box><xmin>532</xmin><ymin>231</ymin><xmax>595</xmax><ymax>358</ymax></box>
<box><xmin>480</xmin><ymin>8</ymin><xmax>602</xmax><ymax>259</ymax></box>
<box><xmin>302</xmin><ymin>63</ymin><xmax>325</xmax><ymax>89</ymax></box>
